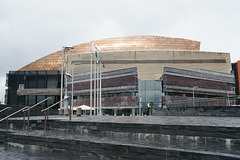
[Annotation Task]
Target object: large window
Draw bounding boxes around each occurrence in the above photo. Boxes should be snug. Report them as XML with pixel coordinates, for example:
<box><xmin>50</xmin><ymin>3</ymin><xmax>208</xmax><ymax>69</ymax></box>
<box><xmin>47</xmin><ymin>75</ymin><xmax>58</xmax><ymax>88</ymax></box>
<box><xmin>7</xmin><ymin>71</ymin><xmax>60</xmax><ymax>106</ymax></box>
<box><xmin>29</xmin><ymin>95</ymin><xmax>36</xmax><ymax>106</ymax></box>
<box><xmin>138</xmin><ymin>80</ymin><xmax>163</xmax><ymax>108</ymax></box>
<box><xmin>37</xmin><ymin>73</ymin><xmax>47</xmax><ymax>88</ymax></box>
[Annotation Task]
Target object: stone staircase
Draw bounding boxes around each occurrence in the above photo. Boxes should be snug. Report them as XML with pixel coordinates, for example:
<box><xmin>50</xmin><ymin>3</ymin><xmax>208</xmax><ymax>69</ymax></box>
<box><xmin>1</xmin><ymin>116</ymin><xmax>240</xmax><ymax>159</ymax></box>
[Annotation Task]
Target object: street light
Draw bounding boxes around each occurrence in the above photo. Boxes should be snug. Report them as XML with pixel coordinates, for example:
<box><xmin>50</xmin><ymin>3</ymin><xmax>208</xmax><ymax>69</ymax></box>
<box><xmin>65</xmin><ymin>61</ymin><xmax>81</xmax><ymax>120</ymax></box>
<box><xmin>71</xmin><ymin>61</ymin><xmax>81</xmax><ymax>118</ymax></box>
<box><xmin>193</xmin><ymin>86</ymin><xmax>198</xmax><ymax>107</ymax></box>
<box><xmin>65</xmin><ymin>72</ymin><xmax>72</xmax><ymax>120</ymax></box>
<box><xmin>60</xmin><ymin>46</ymin><xmax>74</xmax><ymax>111</ymax></box>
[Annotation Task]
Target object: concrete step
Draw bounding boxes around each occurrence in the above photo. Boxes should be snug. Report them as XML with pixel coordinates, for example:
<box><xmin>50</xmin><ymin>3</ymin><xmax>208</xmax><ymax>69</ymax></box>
<box><xmin>1</xmin><ymin>129</ymin><xmax>240</xmax><ymax>160</ymax></box>
<box><xmin>1</xmin><ymin>116</ymin><xmax>240</xmax><ymax>159</ymax></box>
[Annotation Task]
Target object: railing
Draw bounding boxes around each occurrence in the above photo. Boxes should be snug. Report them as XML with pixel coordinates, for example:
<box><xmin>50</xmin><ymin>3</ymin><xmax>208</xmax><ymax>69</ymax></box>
<box><xmin>0</xmin><ymin>107</ymin><xmax>12</xmax><ymax>131</ymax></box>
<box><xmin>0</xmin><ymin>107</ymin><xmax>11</xmax><ymax>114</ymax></box>
<box><xmin>22</xmin><ymin>97</ymin><xmax>52</xmax><ymax>133</ymax></box>
<box><xmin>0</xmin><ymin>97</ymin><xmax>52</xmax><ymax>132</ymax></box>
<box><xmin>41</xmin><ymin>96</ymin><xmax>70</xmax><ymax>132</ymax></box>
<box><xmin>163</xmin><ymin>96</ymin><xmax>237</xmax><ymax>107</ymax></box>
<box><xmin>0</xmin><ymin>97</ymin><xmax>70</xmax><ymax>134</ymax></box>
<box><xmin>0</xmin><ymin>106</ymin><xmax>29</xmax><ymax>131</ymax></box>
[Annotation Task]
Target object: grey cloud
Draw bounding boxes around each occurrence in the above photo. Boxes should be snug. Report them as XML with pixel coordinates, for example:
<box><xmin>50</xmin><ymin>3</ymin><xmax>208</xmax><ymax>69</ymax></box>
<box><xmin>0</xmin><ymin>0</ymin><xmax>240</xmax><ymax>101</ymax></box>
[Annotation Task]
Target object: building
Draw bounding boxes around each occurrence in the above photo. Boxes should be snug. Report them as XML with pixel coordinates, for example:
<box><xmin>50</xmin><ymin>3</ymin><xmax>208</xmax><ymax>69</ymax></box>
<box><xmin>19</xmin><ymin>36</ymin><xmax>231</xmax><ymax>79</ymax></box>
<box><xmin>232</xmin><ymin>61</ymin><xmax>240</xmax><ymax>104</ymax></box>
<box><xmin>6</xmin><ymin>71</ymin><xmax>61</xmax><ymax>106</ymax></box>
<box><xmin>5</xmin><ymin>36</ymin><xmax>233</xmax><ymax>111</ymax></box>
<box><xmin>68</xmin><ymin>67</ymin><xmax>139</xmax><ymax>115</ymax></box>
<box><xmin>162</xmin><ymin>67</ymin><xmax>236</xmax><ymax>107</ymax></box>
<box><xmin>67</xmin><ymin>67</ymin><xmax>163</xmax><ymax>115</ymax></box>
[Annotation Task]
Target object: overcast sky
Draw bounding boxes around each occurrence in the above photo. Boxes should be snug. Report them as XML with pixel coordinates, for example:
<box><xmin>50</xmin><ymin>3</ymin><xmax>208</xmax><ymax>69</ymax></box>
<box><xmin>0</xmin><ymin>0</ymin><xmax>240</xmax><ymax>103</ymax></box>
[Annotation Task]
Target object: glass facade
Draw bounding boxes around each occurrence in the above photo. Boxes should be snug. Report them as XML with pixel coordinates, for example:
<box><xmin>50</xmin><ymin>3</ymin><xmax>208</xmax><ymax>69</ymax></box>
<box><xmin>138</xmin><ymin>80</ymin><xmax>163</xmax><ymax>111</ymax></box>
<box><xmin>7</xmin><ymin>71</ymin><xmax>61</xmax><ymax>107</ymax></box>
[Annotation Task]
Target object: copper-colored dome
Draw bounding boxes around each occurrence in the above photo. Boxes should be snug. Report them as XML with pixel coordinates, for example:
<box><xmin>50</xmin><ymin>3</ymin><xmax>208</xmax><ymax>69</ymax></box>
<box><xmin>19</xmin><ymin>36</ymin><xmax>200</xmax><ymax>71</ymax></box>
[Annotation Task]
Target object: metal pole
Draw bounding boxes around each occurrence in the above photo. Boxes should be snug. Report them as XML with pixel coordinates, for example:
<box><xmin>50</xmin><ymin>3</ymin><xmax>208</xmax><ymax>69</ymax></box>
<box><xmin>27</xmin><ymin>109</ymin><xmax>30</xmax><ymax>133</ymax></box>
<box><xmin>64</xmin><ymin>50</ymin><xmax>69</xmax><ymax>110</ymax></box>
<box><xmin>227</xmin><ymin>92</ymin><xmax>230</xmax><ymax>106</ymax></box>
<box><xmin>90</xmin><ymin>41</ymin><xmax>93</xmax><ymax>115</ymax></box>
<box><xmin>70</xmin><ymin>64</ymin><xmax>74</xmax><ymax>120</ymax></box>
<box><xmin>193</xmin><ymin>87</ymin><xmax>195</xmax><ymax>107</ymax></box>
<box><xmin>94</xmin><ymin>59</ymin><xmax>96</xmax><ymax>115</ymax></box>
<box><xmin>193</xmin><ymin>88</ymin><xmax>194</xmax><ymax>107</ymax></box>
<box><xmin>44</xmin><ymin>111</ymin><xmax>46</xmax><ymax>133</ymax></box>
<box><xmin>47</xmin><ymin>98</ymin><xmax>49</xmax><ymax>120</ymax></box>
<box><xmin>6</xmin><ymin>109</ymin><xmax>8</xmax><ymax>131</ymax></box>
<box><xmin>97</xmin><ymin>66</ymin><xmax>99</xmax><ymax>115</ymax></box>
<box><xmin>23</xmin><ymin>112</ymin><xmax>25</xmax><ymax>131</ymax></box>
<box><xmin>100</xmin><ymin>65</ymin><xmax>102</xmax><ymax>116</ymax></box>
<box><xmin>139</xmin><ymin>82</ymin><xmax>142</xmax><ymax>116</ymax></box>
<box><xmin>60</xmin><ymin>47</ymin><xmax>64</xmax><ymax>109</ymax></box>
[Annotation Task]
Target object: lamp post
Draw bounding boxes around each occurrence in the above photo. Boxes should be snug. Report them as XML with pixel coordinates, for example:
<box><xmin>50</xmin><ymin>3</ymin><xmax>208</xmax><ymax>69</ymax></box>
<box><xmin>71</xmin><ymin>61</ymin><xmax>81</xmax><ymax>119</ymax></box>
<box><xmin>65</xmin><ymin>72</ymin><xmax>72</xmax><ymax>120</ymax></box>
<box><xmin>61</xmin><ymin>47</ymin><xmax>74</xmax><ymax>111</ymax></box>
<box><xmin>138</xmin><ymin>81</ymin><xmax>143</xmax><ymax>116</ymax></box>
<box><xmin>193</xmin><ymin>86</ymin><xmax>198</xmax><ymax>107</ymax></box>
<box><xmin>61</xmin><ymin>46</ymin><xmax>74</xmax><ymax>110</ymax></box>
<box><xmin>66</xmin><ymin>61</ymin><xmax>81</xmax><ymax>120</ymax></box>
<box><xmin>227</xmin><ymin>91</ymin><xmax>230</xmax><ymax>106</ymax></box>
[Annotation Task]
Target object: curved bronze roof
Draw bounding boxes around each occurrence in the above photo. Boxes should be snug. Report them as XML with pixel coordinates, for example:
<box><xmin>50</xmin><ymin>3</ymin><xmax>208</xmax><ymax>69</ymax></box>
<box><xmin>19</xmin><ymin>36</ymin><xmax>200</xmax><ymax>71</ymax></box>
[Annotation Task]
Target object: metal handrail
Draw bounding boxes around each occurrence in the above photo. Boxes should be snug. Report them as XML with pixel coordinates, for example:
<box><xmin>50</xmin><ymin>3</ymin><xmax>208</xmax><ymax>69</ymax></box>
<box><xmin>23</xmin><ymin>97</ymin><xmax>52</xmax><ymax>112</ymax></box>
<box><xmin>22</xmin><ymin>97</ymin><xmax>52</xmax><ymax>133</ymax></box>
<box><xmin>0</xmin><ymin>106</ymin><xmax>29</xmax><ymax>123</ymax></box>
<box><xmin>41</xmin><ymin>96</ymin><xmax>70</xmax><ymax>133</ymax></box>
<box><xmin>0</xmin><ymin>107</ymin><xmax>11</xmax><ymax>113</ymax></box>
<box><xmin>41</xmin><ymin>96</ymin><xmax>70</xmax><ymax>113</ymax></box>
<box><xmin>164</xmin><ymin>96</ymin><xmax>238</xmax><ymax>107</ymax></box>
<box><xmin>0</xmin><ymin>107</ymin><xmax>12</xmax><ymax>131</ymax></box>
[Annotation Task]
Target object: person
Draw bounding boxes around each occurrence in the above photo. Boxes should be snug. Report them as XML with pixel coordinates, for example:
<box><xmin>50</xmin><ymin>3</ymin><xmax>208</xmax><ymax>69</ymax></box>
<box><xmin>147</xmin><ymin>102</ymin><xmax>154</xmax><ymax>115</ymax></box>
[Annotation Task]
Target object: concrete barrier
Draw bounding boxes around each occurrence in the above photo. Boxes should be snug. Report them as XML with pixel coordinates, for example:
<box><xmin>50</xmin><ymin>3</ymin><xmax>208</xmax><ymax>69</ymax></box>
<box><xmin>64</xmin><ymin>109</ymin><xmax>69</xmax><ymax>115</ymax></box>
<box><xmin>76</xmin><ymin>108</ymin><xmax>82</xmax><ymax>116</ymax></box>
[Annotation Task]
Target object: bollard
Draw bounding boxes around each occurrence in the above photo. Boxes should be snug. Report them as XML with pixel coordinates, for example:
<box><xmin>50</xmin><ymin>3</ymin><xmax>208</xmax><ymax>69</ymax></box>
<box><xmin>23</xmin><ymin>112</ymin><xmax>25</xmax><ymax>131</ymax></box>
<box><xmin>58</xmin><ymin>108</ymin><xmax>64</xmax><ymax>115</ymax></box>
<box><xmin>64</xmin><ymin>109</ymin><xmax>69</xmax><ymax>115</ymax></box>
<box><xmin>76</xmin><ymin>108</ymin><xmax>82</xmax><ymax>116</ymax></box>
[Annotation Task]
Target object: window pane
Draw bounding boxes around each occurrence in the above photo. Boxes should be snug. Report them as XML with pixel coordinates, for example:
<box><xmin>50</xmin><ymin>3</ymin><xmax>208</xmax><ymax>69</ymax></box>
<box><xmin>29</xmin><ymin>96</ymin><xmax>36</xmax><ymax>106</ymax></box>
<box><xmin>38</xmin><ymin>75</ymin><xmax>46</xmax><ymax>88</ymax></box>
<box><xmin>28</xmin><ymin>75</ymin><xmax>36</xmax><ymax>88</ymax></box>
<box><xmin>146</xmin><ymin>80</ymin><xmax>154</xmax><ymax>90</ymax></box>
<box><xmin>37</xmin><ymin>96</ymin><xmax>46</xmax><ymax>106</ymax></box>
<box><xmin>155</xmin><ymin>80</ymin><xmax>162</xmax><ymax>90</ymax></box>
<box><xmin>146</xmin><ymin>90</ymin><xmax>155</xmax><ymax>102</ymax></box>
<box><xmin>47</xmin><ymin>75</ymin><xmax>58</xmax><ymax>88</ymax></box>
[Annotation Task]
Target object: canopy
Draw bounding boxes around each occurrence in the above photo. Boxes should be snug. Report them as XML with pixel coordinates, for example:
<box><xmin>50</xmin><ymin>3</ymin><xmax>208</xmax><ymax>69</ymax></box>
<box><xmin>75</xmin><ymin>105</ymin><xmax>91</xmax><ymax>111</ymax></box>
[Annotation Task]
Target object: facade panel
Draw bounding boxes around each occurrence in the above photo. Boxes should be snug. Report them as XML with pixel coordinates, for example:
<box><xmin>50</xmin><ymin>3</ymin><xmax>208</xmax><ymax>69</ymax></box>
<box><xmin>162</xmin><ymin>67</ymin><xmax>236</xmax><ymax>107</ymax></box>
<box><xmin>6</xmin><ymin>71</ymin><xmax>60</xmax><ymax>107</ymax></box>
<box><xmin>238</xmin><ymin>61</ymin><xmax>240</xmax><ymax>95</ymax></box>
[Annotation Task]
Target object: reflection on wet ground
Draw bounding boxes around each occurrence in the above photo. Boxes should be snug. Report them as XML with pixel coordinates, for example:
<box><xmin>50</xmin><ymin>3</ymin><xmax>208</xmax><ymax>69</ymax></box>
<box><xmin>1</xmin><ymin>115</ymin><xmax>240</xmax><ymax>159</ymax></box>
<box><xmin>10</xmin><ymin>115</ymin><xmax>240</xmax><ymax>127</ymax></box>
<box><xmin>0</xmin><ymin>143</ymin><xmax>74</xmax><ymax>160</ymax></box>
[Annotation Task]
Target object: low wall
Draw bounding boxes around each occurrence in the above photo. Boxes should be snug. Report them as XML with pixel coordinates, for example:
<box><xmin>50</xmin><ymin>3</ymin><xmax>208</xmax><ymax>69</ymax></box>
<box><xmin>153</xmin><ymin>106</ymin><xmax>240</xmax><ymax>117</ymax></box>
<box><xmin>1</xmin><ymin>118</ymin><xmax>240</xmax><ymax>159</ymax></box>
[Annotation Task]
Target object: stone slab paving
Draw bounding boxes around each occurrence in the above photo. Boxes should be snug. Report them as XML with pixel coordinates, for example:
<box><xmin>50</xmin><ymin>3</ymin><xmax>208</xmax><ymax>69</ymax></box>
<box><xmin>10</xmin><ymin>115</ymin><xmax>240</xmax><ymax>127</ymax></box>
<box><xmin>4</xmin><ymin>115</ymin><xmax>240</xmax><ymax>159</ymax></box>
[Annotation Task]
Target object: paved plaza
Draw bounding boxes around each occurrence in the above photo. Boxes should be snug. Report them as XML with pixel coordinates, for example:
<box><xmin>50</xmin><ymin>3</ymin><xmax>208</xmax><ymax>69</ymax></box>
<box><xmin>9</xmin><ymin>115</ymin><xmax>240</xmax><ymax>127</ymax></box>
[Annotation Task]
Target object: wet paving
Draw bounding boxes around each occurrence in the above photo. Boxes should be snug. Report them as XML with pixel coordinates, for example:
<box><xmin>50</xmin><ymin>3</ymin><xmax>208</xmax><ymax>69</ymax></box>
<box><xmin>0</xmin><ymin>143</ymin><xmax>79</xmax><ymax>160</ymax></box>
<box><xmin>2</xmin><ymin>115</ymin><xmax>240</xmax><ymax>159</ymax></box>
<box><xmin>9</xmin><ymin>115</ymin><xmax>240</xmax><ymax>127</ymax></box>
